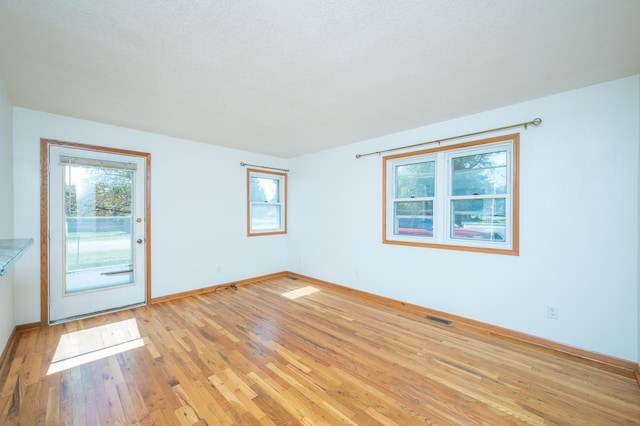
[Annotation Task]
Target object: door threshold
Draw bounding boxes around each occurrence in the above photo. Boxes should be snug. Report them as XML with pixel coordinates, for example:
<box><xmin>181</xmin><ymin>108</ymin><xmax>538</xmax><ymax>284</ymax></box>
<box><xmin>49</xmin><ymin>301</ymin><xmax>147</xmax><ymax>325</ymax></box>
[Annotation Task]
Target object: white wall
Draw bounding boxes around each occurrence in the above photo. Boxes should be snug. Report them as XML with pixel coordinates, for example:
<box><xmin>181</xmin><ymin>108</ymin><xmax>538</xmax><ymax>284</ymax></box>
<box><xmin>12</xmin><ymin>109</ymin><xmax>289</xmax><ymax>324</ymax></box>
<box><xmin>288</xmin><ymin>75</ymin><xmax>640</xmax><ymax>362</ymax></box>
<box><xmin>0</xmin><ymin>79</ymin><xmax>15</xmax><ymax>354</ymax></box>
<box><xmin>8</xmin><ymin>76</ymin><xmax>640</xmax><ymax>363</ymax></box>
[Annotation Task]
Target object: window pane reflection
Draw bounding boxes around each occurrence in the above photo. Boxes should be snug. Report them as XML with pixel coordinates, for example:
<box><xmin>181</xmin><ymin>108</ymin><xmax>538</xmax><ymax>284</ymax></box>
<box><xmin>452</xmin><ymin>151</ymin><xmax>506</xmax><ymax>196</ymax></box>
<box><xmin>450</xmin><ymin>199</ymin><xmax>505</xmax><ymax>241</ymax></box>
<box><xmin>394</xmin><ymin>201</ymin><xmax>433</xmax><ymax>237</ymax></box>
<box><xmin>396</xmin><ymin>161</ymin><xmax>435</xmax><ymax>198</ymax></box>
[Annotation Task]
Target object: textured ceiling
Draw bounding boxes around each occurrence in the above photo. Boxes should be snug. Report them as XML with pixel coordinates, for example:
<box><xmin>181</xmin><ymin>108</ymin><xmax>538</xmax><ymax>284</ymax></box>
<box><xmin>1</xmin><ymin>1</ymin><xmax>639</xmax><ymax>158</ymax></box>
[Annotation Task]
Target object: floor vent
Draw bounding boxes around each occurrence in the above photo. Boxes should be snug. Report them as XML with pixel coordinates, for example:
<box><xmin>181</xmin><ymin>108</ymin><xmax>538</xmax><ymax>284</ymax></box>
<box><xmin>425</xmin><ymin>315</ymin><xmax>452</xmax><ymax>326</ymax></box>
<box><xmin>286</xmin><ymin>275</ymin><xmax>299</xmax><ymax>280</ymax></box>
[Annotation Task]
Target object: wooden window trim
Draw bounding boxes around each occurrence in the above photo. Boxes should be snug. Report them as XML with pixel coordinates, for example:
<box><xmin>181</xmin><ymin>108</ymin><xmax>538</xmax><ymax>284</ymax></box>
<box><xmin>383</xmin><ymin>133</ymin><xmax>519</xmax><ymax>256</ymax></box>
<box><xmin>40</xmin><ymin>138</ymin><xmax>152</xmax><ymax>325</ymax></box>
<box><xmin>246</xmin><ymin>168</ymin><xmax>287</xmax><ymax>237</ymax></box>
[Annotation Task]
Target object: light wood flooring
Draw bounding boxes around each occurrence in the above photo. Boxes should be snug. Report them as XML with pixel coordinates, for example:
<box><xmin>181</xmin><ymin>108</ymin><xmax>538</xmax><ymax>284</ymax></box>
<box><xmin>1</xmin><ymin>275</ymin><xmax>639</xmax><ymax>425</ymax></box>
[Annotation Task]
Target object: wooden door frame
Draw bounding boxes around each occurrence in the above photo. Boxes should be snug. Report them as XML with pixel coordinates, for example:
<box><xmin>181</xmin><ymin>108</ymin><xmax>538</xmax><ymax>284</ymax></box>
<box><xmin>40</xmin><ymin>138</ymin><xmax>152</xmax><ymax>326</ymax></box>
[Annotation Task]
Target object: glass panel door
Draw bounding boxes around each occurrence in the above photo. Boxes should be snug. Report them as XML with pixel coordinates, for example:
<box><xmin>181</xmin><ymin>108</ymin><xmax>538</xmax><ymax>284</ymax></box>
<box><xmin>49</xmin><ymin>145</ymin><xmax>147</xmax><ymax>323</ymax></box>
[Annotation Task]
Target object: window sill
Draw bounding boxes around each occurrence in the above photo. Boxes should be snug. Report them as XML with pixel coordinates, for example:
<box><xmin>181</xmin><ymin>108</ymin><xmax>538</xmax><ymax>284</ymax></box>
<box><xmin>383</xmin><ymin>238</ymin><xmax>518</xmax><ymax>256</ymax></box>
<box><xmin>0</xmin><ymin>238</ymin><xmax>34</xmax><ymax>276</ymax></box>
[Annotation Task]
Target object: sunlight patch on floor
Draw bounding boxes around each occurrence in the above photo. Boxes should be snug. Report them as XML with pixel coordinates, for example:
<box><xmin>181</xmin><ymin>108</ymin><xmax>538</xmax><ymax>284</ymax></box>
<box><xmin>281</xmin><ymin>286</ymin><xmax>319</xmax><ymax>300</ymax></box>
<box><xmin>47</xmin><ymin>318</ymin><xmax>144</xmax><ymax>375</ymax></box>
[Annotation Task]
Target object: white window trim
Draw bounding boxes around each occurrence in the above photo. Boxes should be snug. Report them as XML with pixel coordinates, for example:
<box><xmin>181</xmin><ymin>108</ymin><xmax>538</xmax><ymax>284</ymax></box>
<box><xmin>247</xmin><ymin>168</ymin><xmax>287</xmax><ymax>236</ymax></box>
<box><xmin>389</xmin><ymin>154</ymin><xmax>438</xmax><ymax>242</ymax></box>
<box><xmin>383</xmin><ymin>133</ymin><xmax>519</xmax><ymax>255</ymax></box>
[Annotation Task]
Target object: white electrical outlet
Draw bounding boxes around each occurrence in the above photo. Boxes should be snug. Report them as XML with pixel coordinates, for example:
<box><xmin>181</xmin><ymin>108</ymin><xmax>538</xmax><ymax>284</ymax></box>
<box><xmin>547</xmin><ymin>305</ymin><xmax>559</xmax><ymax>319</ymax></box>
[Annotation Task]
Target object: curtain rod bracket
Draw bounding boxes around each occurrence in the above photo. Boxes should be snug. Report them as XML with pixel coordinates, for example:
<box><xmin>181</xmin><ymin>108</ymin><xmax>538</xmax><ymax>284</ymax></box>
<box><xmin>355</xmin><ymin>117</ymin><xmax>542</xmax><ymax>159</ymax></box>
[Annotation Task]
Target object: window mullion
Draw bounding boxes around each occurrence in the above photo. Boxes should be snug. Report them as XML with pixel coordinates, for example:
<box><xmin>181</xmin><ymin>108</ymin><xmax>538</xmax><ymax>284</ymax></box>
<box><xmin>434</xmin><ymin>151</ymin><xmax>446</xmax><ymax>242</ymax></box>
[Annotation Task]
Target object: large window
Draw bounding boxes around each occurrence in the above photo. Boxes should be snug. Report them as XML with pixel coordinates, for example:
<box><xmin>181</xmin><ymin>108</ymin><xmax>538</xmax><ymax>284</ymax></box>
<box><xmin>247</xmin><ymin>169</ymin><xmax>287</xmax><ymax>236</ymax></box>
<box><xmin>384</xmin><ymin>134</ymin><xmax>519</xmax><ymax>255</ymax></box>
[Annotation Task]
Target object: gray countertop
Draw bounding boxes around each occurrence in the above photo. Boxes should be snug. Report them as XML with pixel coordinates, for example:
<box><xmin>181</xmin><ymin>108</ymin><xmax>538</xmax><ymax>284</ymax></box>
<box><xmin>0</xmin><ymin>238</ymin><xmax>34</xmax><ymax>276</ymax></box>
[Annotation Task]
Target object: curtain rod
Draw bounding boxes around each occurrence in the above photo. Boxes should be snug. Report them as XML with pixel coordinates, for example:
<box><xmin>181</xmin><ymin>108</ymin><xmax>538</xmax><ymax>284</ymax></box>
<box><xmin>240</xmin><ymin>162</ymin><xmax>289</xmax><ymax>173</ymax></box>
<box><xmin>355</xmin><ymin>117</ymin><xmax>542</xmax><ymax>159</ymax></box>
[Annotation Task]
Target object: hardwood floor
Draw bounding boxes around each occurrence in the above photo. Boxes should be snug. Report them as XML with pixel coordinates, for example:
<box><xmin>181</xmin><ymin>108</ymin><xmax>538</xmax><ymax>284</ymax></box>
<box><xmin>1</xmin><ymin>275</ymin><xmax>639</xmax><ymax>425</ymax></box>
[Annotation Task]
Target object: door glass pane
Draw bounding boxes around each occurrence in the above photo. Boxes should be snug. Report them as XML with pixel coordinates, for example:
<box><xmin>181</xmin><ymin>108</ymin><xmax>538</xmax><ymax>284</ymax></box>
<box><xmin>450</xmin><ymin>199</ymin><xmax>506</xmax><ymax>241</ymax></box>
<box><xmin>64</xmin><ymin>164</ymin><xmax>134</xmax><ymax>293</ymax></box>
<box><xmin>451</xmin><ymin>151</ymin><xmax>507</xmax><ymax>196</ymax></box>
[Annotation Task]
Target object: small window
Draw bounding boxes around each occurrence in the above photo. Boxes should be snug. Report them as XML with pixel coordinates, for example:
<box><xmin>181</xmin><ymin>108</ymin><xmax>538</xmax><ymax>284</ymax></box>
<box><xmin>384</xmin><ymin>134</ymin><xmax>519</xmax><ymax>255</ymax></box>
<box><xmin>247</xmin><ymin>169</ymin><xmax>287</xmax><ymax>236</ymax></box>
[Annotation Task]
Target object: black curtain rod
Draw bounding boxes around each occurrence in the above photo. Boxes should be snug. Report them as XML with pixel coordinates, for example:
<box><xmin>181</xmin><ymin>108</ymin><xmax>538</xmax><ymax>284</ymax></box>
<box><xmin>355</xmin><ymin>117</ymin><xmax>542</xmax><ymax>159</ymax></box>
<box><xmin>240</xmin><ymin>162</ymin><xmax>289</xmax><ymax>173</ymax></box>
